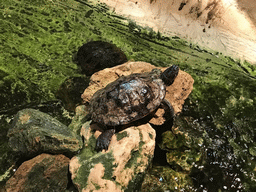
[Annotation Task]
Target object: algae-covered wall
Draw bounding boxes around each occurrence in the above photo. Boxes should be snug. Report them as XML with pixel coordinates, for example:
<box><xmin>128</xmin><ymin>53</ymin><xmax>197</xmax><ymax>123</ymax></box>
<box><xmin>1</xmin><ymin>0</ymin><xmax>256</xmax><ymax>191</ymax></box>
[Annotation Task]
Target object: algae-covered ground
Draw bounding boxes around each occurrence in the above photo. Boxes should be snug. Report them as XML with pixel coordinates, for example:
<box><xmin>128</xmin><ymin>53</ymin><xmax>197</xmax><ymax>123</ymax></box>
<box><xmin>1</xmin><ymin>0</ymin><xmax>256</xmax><ymax>191</ymax></box>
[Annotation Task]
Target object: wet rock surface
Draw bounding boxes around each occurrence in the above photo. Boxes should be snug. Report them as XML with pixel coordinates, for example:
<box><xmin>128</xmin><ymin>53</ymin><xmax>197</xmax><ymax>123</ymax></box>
<box><xmin>5</xmin><ymin>154</ymin><xmax>70</xmax><ymax>192</ymax></box>
<box><xmin>99</xmin><ymin>0</ymin><xmax>256</xmax><ymax>64</ymax></box>
<box><xmin>7</xmin><ymin>108</ymin><xmax>83</xmax><ymax>157</ymax></box>
<box><xmin>70</xmin><ymin>123</ymin><xmax>156</xmax><ymax>192</ymax></box>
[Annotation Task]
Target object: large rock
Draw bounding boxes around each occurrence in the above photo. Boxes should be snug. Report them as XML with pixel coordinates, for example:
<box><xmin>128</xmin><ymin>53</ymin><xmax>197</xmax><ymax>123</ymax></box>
<box><xmin>5</xmin><ymin>154</ymin><xmax>70</xmax><ymax>192</ymax></box>
<box><xmin>69</xmin><ymin>61</ymin><xmax>194</xmax><ymax>191</ymax></box>
<box><xmin>7</xmin><ymin>108</ymin><xmax>83</xmax><ymax>157</ymax></box>
<box><xmin>70</xmin><ymin>123</ymin><xmax>156</xmax><ymax>192</ymax></box>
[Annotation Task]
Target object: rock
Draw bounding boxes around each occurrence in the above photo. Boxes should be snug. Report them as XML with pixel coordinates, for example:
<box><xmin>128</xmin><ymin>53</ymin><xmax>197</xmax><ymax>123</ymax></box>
<box><xmin>75</xmin><ymin>41</ymin><xmax>128</xmax><ymax>76</ymax></box>
<box><xmin>7</xmin><ymin>108</ymin><xmax>83</xmax><ymax>157</ymax></box>
<box><xmin>81</xmin><ymin>61</ymin><xmax>194</xmax><ymax>125</ymax></box>
<box><xmin>69</xmin><ymin>123</ymin><xmax>156</xmax><ymax>191</ymax></box>
<box><xmin>68</xmin><ymin>105</ymin><xmax>89</xmax><ymax>135</ymax></box>
<box><xmin>5</xmin><ymin>154</ymin><xmax>70</xmax><ymax>192</ymax></box>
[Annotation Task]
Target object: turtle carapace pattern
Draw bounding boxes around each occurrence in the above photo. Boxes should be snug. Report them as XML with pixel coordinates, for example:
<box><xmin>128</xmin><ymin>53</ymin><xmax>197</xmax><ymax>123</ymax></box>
<box><xmin>89</xmin><ymin>65</ymin><xmax>179</xmax><ymax>151</ymax></box>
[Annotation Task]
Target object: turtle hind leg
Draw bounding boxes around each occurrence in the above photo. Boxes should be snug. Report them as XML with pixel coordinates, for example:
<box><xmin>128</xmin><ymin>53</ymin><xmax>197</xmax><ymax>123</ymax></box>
<box><xmin>95</xmin><ymin>128</ymin><xmax>115</xmax><ymax>151</ymax></box>
<box><xmin>161</xmin><ymin>99</ymin><xmax>175</xmax><ymax>120</ymax></box>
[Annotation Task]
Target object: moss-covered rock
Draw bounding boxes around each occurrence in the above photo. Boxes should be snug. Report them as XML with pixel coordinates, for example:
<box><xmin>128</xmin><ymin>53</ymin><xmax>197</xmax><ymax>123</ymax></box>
<box><xmin>70</xmin><ymin>123</ymin><xmax>156</xmax><ymax>191</ymax></box>
<box><xmin>7</xmin><ymin>108</ymin><xmax>83</xmax><ymax>157</ymax></box>
<box><xmin>5</xmin><ymin>154</ymin><xmax>70</xmax><ymax>192</ymax></box>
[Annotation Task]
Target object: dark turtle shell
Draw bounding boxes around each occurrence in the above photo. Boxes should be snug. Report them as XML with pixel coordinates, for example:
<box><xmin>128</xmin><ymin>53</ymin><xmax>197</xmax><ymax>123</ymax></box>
<box><xmin>89</xmin><ymin>66</ymin><xmax>179</xmax><ymax>126</ymax></box>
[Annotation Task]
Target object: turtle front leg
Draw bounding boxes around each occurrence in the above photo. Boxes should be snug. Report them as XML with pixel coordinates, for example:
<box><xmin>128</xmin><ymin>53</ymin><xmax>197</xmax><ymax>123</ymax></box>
<box><xmin>95</xmin><ymin>128</ymin><xmax>115</xmax><ymax>151</ymax></box>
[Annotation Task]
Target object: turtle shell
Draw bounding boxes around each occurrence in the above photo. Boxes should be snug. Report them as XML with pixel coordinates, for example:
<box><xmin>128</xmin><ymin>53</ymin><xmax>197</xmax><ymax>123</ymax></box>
<box><xmin>89</xmin><ymin>69</ymin><xmax>166</xmax><ymax>126</ymax></box>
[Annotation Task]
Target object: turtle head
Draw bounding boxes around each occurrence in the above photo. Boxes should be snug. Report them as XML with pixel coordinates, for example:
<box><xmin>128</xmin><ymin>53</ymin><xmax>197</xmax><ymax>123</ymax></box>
<box><xmin>160</xmin><ymin>65</ymin><xmax>179</xmax><ymax>86</ymax></box>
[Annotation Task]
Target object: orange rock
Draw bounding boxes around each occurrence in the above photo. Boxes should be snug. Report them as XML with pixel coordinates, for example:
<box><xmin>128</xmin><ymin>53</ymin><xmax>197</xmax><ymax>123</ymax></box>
<box><xmin>5</xmin><ymin>154</ymin><xmax>70</xmax><ymax>192</ymax></box>
<box><xmin>70</xmin><ymin>123</ymin><xmax>156</xmax><ymax>192</ymax></box>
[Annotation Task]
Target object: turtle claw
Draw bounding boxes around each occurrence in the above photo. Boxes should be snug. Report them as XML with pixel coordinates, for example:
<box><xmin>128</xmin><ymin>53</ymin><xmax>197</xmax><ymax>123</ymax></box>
<box><xmin>95</xmin><ymin>128</ymin><xmax>115</xmax><ymax>151</ymax></box>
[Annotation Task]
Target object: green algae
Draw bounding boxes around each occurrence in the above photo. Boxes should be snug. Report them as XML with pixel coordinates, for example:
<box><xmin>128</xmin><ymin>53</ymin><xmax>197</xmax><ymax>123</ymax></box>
<box><xmin>73</xmin><ymin>150</ymin><xmax>116</xmax><ymax>190</ymax></box>
<box><xmin>0</xmin><ymin>0</ymin><xmax>256</xmax><ymax>191</ymax></box>
<box><xmin>125</xmin><ymin>171</ymin><xmax>146</xmax><ymax>192</ymax></box>
<box><xmin>142</xmin><ymin>165</ymin><xmax>194</xmax><ymax>191</ymax></box>
<box><xmin>124</xmin><ymin>128</ymin><xmax>153</xmax><ymax>191</ymax></box>
<box><xmin>125</xmin><ymin>149</ymin><xmax>141</xmax><ymax>169</ymax></box>
<box><xmin>166</xmin><ymin>149</ymin><xmax>202</xmax><ymax>172</ymax></box>
<box><xmin>1</xmin><ymin>0</ymin><xmax>255</xmax><ymax>112</ymax></box>
<box><xmin>116</xmin><ymin>131</ymin><xmax>128</xmax><ymax>141</ymax></box>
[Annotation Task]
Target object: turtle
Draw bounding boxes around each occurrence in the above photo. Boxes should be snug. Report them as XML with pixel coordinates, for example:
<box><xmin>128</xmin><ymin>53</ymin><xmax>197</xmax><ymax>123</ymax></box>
<box><xmin>89</xmin><ymin>65</ymin><xmax>179</xmax><ymax>151</ymax></box>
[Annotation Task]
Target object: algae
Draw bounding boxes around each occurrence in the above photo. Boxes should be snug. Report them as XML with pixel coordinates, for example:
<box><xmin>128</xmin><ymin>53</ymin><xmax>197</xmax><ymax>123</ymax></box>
<box><xmin>116</xmin><ymin>131</ymin><xmax>128</xmax><ymax>141</ymax></box>
<box><xmin>73</xmin><ymin>151</ymin><xmax>115</xmax><ymax>190</ymax></box>
<box><xmin>1</xmin><ymin>0</ymin><xmax>256</xmax><ymax>191</ymax></box>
